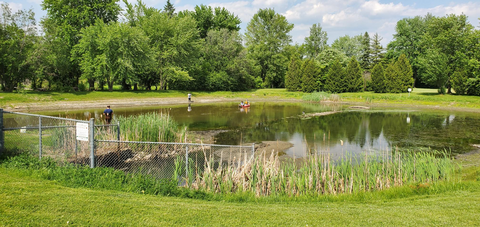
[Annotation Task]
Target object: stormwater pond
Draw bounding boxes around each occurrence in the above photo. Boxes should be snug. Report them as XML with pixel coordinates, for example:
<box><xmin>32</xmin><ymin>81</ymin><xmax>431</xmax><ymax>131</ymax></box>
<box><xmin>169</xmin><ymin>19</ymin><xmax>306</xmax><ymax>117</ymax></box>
<box><xmin>37</xmin><ymin>101</ymin><xmax>480</xmax><ymax>158</ymax></box>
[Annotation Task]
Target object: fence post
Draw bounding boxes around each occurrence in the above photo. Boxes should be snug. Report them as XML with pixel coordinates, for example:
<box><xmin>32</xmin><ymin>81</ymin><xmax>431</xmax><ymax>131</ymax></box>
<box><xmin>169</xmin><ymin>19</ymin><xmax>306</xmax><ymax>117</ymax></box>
<box><xmin>252</xmin><ymin>143</ymin><xmax>255</xmax><ymax>158</ymax></box>
<box><xmin>89</xmin><ymin>118</ymin><xmax>95</xmax><ymax>168</ymax></box>
<box><xmin>39</xmin><ymin>117</ymin><xmax>42</xmax><ymax>160</ymax></box>
<box><xmin>117</xmin><ymin>121</ymin><xmax>120</xmax><ymax>141</ymax></box>
<box><xmin>185</xmin><ymin>146</ymin><xmax>189</xmax><ymax>177</ymax></box>
<box><xmin>0</xmin><ymin>109</ymin><xmax>3</xmax><ymax>156</ymax></box>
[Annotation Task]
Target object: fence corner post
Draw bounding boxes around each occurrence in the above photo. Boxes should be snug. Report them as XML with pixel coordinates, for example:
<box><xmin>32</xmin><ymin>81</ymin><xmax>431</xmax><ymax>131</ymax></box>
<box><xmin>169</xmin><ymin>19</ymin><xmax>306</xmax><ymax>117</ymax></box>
<box><xmin>0</xmin><ymin>109</ymin><xmax>3</xmax><ymax>156</ymax></box>
<box><xmin>89</xmin><ymin>118</ymin><xmax>95</xmax><ymax>168</ymax></box>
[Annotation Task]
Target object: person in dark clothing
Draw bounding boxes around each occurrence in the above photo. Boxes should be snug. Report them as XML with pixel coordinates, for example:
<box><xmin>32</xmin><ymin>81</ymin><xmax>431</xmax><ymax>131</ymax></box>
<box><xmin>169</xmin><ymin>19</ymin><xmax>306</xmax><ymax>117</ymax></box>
<box><xmin>103</xmin><ymin>105</ymin><xmax>113</xmax><ymax>124</ymax></box>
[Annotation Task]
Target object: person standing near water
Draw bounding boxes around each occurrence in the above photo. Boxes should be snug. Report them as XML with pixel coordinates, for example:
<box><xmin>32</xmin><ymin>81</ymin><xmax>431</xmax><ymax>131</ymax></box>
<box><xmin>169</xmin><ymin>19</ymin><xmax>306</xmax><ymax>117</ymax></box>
<box><xmin>103</xmin><ymin>105</ymin><xmax>113</xmax><ymax>124</ymax></box>
<box><xmin>188</xmin><ymin>93</ymin><xmax>192</xmax><ymax>102</ymax></box>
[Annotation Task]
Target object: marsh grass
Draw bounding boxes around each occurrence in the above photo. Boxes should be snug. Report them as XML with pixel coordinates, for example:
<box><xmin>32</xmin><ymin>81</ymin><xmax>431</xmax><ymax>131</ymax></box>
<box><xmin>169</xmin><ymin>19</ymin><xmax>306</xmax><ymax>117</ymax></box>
<box><xmin>179</xmin><ymin>149</ymin><xmax>457</xmax><ymax>197</ymax></box>
<box><xmin>95</xmin><ymin>112</ymin><xmax>186</xmax><ymax>143</ymax></box>
<box><xmin>302</xmin><ymin>92</ymin><xmax>340</xmax><ymax>102</ymax></box>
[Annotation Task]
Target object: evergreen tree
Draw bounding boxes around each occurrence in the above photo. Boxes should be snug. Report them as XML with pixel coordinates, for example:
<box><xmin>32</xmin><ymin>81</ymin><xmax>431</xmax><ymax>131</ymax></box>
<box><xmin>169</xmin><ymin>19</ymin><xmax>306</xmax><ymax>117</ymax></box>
<box><xmin>385</xmin><ymin>63</ymin><xmax>401</xmax><ymax>93</ymax></box>
<box><xmin>360</xmin><ymin>32</ymin><xmax>371</xmax><ymax>70</ymax></box>
<box><xmin>451</xmin><ymin>70</ymin><xmax>468</xmax><ymax>95</ymax></box>
<box><xmin>371</xmin><ymin>33</ymin><xmax>384</xmax><ymax>66</ymax></box>
<box><xmin>325</xmin><ymin>60</ymin><xmax>346</xmax><ymax>93</ymax></box>
<box><xmin>345</xmin><ymin>57</ymin><xmax>363</xmax><ymax>92</ymax></box>
<box><xmin>285</xmin><ymin>57</ymin><xmax>302</xmax><ymax>91</ymax></box>
<box><xmin>395</xmin><ymin>54</ymin><xmax>414</xmax><ymax>92</ymax></box>
<box><xmin>371</xmin><ymin>63</ymin><xmax>386</xmax><ymax>93</ymax></box>
<box><xmin>164</xmin><ymin>0</ymin><xmax>175</xmax><ymax>17</ymax></box>
<box><xmin>302</xmin><ymin>59</ymin><xmax>318</xmax><ymax>93</ymax></box>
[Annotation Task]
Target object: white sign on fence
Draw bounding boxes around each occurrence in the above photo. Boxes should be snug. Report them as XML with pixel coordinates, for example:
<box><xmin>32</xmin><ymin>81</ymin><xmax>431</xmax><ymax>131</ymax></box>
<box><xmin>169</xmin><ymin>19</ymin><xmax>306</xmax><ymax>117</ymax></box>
<box><xmin>76</xmin><ymin>122</ymin><xmax>89</xmax><ymax>141</ymax></box>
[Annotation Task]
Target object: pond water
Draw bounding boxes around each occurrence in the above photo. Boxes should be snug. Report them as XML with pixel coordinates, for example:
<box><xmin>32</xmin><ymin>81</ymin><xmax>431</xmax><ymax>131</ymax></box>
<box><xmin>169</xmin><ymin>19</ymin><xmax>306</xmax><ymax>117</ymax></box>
<box><xmin>35</xmin><ymin>102</ymin><xmax>480</xmax><ymax>157</ymax></box>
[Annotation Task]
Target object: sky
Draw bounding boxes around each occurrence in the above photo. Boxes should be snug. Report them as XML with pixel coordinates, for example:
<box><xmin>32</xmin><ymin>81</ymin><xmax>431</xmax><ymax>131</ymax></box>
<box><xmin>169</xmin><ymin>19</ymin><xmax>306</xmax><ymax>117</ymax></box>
<box><xmin>5</xmin><ymin>0</ymin><xmax>480</xmax><ymax>46</ymax></box>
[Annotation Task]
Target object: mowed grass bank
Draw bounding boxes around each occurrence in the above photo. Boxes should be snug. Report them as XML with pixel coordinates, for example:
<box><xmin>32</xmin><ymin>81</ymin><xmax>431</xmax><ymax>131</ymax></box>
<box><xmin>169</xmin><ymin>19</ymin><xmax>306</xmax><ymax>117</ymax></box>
<box><xmin>1</xmin><ymin>150</ymin><xmax>480</xmax><ymax>226</ymax></box>
<box><xmin>1</xmin><ymin>169</ymin><xmax>479</xmax><ymax>226</ymax></box>
<box><xmin>2</xmin><ymin>88</ymin><xmax>480</xmax><ymax>110</ymax></box>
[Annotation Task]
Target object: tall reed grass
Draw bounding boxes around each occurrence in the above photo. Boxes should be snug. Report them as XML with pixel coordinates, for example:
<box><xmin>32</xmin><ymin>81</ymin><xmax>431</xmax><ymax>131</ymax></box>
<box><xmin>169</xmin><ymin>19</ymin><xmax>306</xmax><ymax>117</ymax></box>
<box><xmin>97</xmin><ymin>112</ymin><xmax>187</xmax><ymax>143</ymax></box>
<box><xmin>302</xmin><ymin>92</ymin><xmax>340</xmax><ymax>102</ymax></box>
<box><xmin>178</xmin><ymin>149</ymin><xmax>457</xmax><ymax>197</ymax></box>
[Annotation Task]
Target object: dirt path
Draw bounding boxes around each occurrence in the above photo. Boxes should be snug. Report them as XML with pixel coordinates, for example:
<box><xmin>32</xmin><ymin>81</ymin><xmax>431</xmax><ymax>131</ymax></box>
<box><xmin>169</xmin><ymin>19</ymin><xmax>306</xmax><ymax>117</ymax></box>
<box><xmin>6</xmin><ymin>97</ymin><xmax>303</xmax><ymax>112</ymax></box>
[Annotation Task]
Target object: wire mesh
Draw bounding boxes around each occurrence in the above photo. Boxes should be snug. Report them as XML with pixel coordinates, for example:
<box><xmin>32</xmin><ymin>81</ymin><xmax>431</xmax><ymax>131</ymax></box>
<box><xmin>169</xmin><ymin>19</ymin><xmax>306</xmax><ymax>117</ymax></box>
<box><xmin>2</xmin><ymin>111</ymin><xmax>254</xmax><ymax>181</ymax></box>
<box><xmin>95</xmin><ymin>140</ymin><xmax>254</xmax><ymax>180</ymax></box>
<box><xmin>3</xmin><ymin>111</ymin><xmax>92</xmax><ymax>164</ymax></box>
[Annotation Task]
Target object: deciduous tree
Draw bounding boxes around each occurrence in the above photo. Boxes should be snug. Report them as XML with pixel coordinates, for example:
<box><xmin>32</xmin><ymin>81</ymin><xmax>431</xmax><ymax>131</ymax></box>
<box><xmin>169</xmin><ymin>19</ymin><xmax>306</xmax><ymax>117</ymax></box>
<box><xmin>245</xmin><ymin>8</ymin><xmax>293</xmax><ymax>88</ymax></box>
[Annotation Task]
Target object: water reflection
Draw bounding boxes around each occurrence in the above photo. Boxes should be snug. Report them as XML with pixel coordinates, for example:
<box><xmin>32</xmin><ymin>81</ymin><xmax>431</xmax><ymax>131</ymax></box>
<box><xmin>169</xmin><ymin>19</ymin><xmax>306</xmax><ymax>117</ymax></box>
<box><xmin>21</xmin><ymin>102</ymin><xmax>480</xmax><ymax>156</ymax></box>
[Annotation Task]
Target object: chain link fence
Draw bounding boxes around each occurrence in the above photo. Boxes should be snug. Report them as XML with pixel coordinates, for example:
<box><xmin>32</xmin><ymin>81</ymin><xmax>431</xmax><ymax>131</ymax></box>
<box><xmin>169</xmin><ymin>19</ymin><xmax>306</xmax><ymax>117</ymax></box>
<box><xmin>94</xmin><ymin>140</ymin><xmax>254</xmax><ymax>180</ymax></box>
<box><xmin>1</xmin><ymin>110</ymin><xmax>254</xmax><ymax>181</ymax></box>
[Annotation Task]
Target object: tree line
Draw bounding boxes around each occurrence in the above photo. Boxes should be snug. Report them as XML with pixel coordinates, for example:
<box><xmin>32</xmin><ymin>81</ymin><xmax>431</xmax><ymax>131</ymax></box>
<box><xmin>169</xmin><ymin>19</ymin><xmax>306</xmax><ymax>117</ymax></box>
<box><xmin>0</xmin><ymin>1</ymin><xmax>479</xmax><ymax>95</ymax></box>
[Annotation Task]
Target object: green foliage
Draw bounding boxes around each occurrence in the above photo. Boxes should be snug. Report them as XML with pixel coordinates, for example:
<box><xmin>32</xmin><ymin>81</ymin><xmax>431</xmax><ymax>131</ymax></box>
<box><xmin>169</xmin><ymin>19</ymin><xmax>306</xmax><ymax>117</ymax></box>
<box><xmin>345</xmin><ymin>57</ymin><xmax>364</xmax><ymax>92</ymax></box>
<box><xmin>387</xmin><ymin>15</ymin><xmax>431</xmax><ymax>86</ymax></box>
<box><xmin>41</xmin><ymin>0</ymin><xmax>121</xmax><ymax>89</ymax></box>
<box><xmin>301</xmin><ymin>59</ymin><xmax>319</xmax><ymax>93</ymax></box>
<box><xmin>73</xmin><ymin>21</ymin><xmax>153</xmax><ymax>91</ymax></box>
<box><xmin>200</xmin><ymin>29</ymin><xmax>255</xmax><ymax>91</ymax></box>
<box><xmin>451</xmin><ymin>70</ymin><xmax>468</xmax><ymax>95</ymax></box>
<box><xmin>466</xmin><ymin>78</ymin><xmax>480</xmax><ymax>96</ymax></box>
<box><xmin>325</xmin><ymin>60</ymin><xmax>346</xmax><ymax>93</ymax></box>
<box><xmin>371</xmin><ymin>63</ymin><xmax>386</xmax><ymax>93</ymax></box>
<box><xmin>285</xmin><ymin>57</ymin><xmax>302</xmax><ymax>91</ymax></box>
<box><xmin>245</xmin><ymin>8</ymin><xmax>293</xmax><ymax>88</ymax></box>
<box><xmin>304</xmin><ymin>23</ymin><xmax>328</xmax><ymax>59</ymax></box>
<box><xmin>163</xmin><ymin>0</ymin><xmax>175</xmax><ymax>17</ymax></box>
<box><xmin>371</xmin><ymin>33</ymin><xmax>384</xmax><ymax>66</ymax></box>
<box><xmin>186</xmin><ymin>4</ymin><xmax>241</xmax><ymax>39</ymax></box>
<box><xmin>316</xmin><ymin>48</ymin><xmax>348</xmax><ymax>67</ymax></box>
<box><xmin>360</xmin><ymin>32</ymin><xmax>372</xmax><ymax>70</ymax></box>
<box><xmin>385</xmin><ymin>63</ymin><xmax>402</xmax><ymax>93</ymax></box>
<box><xmin>0</xmin><ymin>3</ymin><xmax>36</xmax><ymax>92</ymax></box>
<box><xmin>331</xmin><ymin>34</ymin><xmax>363</xmax><ymax>59</ymax></box>
<box><xmin>139</xmin><ymin>11</ymin><xmax>203</xmax><ymax>90</ymax></box>
<box><xmin>395</xmin><ymin>54</ymin><xmax>415</xmax><ymax>92</ymax></box>
<box><xmin>418</xmin><ymin>48</ymin><xmax>450</xmax><ymax>92</ymax></box>
<box><xmin>1</xmin><ymin>154</ymin><xmax>182</xmax><ymax>196</ymax></box>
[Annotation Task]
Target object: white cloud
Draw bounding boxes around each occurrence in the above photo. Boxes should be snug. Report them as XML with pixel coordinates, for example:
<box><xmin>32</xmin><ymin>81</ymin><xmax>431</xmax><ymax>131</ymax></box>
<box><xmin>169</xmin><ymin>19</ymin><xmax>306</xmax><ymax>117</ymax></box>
<box><xmin>209</xmin><ymin>1</ymin><xmax>258</xmax><ymax>25</ymax></box>
<box><xmin>1</xmin><ymin>2</ymin><xmax>23</xmax><ymax>12</ymax></box>
<box><xmin>252</xmin><ymin>0</ymin><xmax>289</xmax><ymax>8</ymax></box>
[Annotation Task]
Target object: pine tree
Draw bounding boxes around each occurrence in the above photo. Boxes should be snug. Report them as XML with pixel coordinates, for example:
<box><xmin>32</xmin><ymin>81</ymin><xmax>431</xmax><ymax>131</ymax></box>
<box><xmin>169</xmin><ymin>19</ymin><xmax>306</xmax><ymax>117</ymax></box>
<box><xmin>395</xmin><ymin>54</ymin><xmax>414</xmax><ymax>92</ymax></box>
<box><xmin>325</xmin><ymin>60</ymin><xmax>346</xmax><ymax>93</ymax></box>
<box><xmin>345</xmin><ymin>57</ymin><xmax>363</xmax><ymax>92</ymax></box>
<box><xmin>385</xmin><ymin>62</ymin><xmax>401</xmax><ymax>93</ymax></box>
<box><xmin>371</xmin><ymin>63</ymin><xmax>386</xmax><ymax>93</ymax></box>
<box><xmin>164</xmin><ymin>0</ymin><xmax>175</xmax><ymax>17</ymax></box>
<box><xmin>451</xmin><ymin>70</ymin><xmax>468</xmax><ymax>95</ymax></box>
<box><xmin>360</xmin><ymin>32</ymin><xmax>371</xmax><ymax>70</ymax></box>
<box><xmin>285</xmin><ymin>58</ymin><xmax>302</xmax><ymax>91</ymax></box>
<box><xmin>302</xmin><ymin>59</ymin><xmax>318</xmax><ymax>93</ymax></box>
<box><xmin>371</xmin><ymin>33</ymin><xmax>384</xmax><ymax>66</ymax></box>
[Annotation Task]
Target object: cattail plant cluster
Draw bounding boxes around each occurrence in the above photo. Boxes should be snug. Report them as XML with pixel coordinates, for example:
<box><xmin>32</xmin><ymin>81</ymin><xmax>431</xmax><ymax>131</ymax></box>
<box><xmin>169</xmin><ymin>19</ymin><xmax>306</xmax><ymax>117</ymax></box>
<box><xmin>179</xmin><ymin>148</ymin><xmax>456</xmax><ymax>197</ymax></box>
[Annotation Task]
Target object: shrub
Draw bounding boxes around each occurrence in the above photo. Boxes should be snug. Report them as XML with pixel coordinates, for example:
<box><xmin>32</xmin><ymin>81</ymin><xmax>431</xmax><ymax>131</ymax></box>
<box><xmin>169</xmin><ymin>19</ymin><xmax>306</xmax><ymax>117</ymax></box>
<box><xmin>466</xmin><ymin>78</ymin><xmax>480</xmax><ymax>96</ymax></box>
<box><xmin>371</xmin><ymin>63</ymin><xmax>386</xmax><ymax>93</ymax></box>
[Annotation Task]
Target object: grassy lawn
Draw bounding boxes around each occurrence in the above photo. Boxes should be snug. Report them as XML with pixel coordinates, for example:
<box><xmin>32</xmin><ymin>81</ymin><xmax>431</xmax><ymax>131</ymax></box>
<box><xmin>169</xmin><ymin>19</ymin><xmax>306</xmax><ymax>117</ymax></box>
<box><xmin>1</xmin><ymin>88</ymin><xmax>480</xmax><ymax>111</ymax></box>
<box><xmin>1</xmin><ymin>167</ymin><xmax>480</xmax><ymax>226</ymax></box>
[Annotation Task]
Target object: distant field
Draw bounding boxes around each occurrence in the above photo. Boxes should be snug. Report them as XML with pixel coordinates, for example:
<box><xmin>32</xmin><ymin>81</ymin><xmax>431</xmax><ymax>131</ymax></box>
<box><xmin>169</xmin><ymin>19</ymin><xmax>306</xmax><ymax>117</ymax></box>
<box><xmin>1</xmin><ymin>88</ymin><xmax>480</xmax><ymax>111</ymax></box>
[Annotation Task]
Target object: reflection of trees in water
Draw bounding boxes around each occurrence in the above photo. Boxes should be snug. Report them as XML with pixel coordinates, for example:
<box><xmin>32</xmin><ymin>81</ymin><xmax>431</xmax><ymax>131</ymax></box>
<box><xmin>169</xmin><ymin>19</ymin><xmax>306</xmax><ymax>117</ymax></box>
<box><xmin>217</xmin><ymin>111</ymin><xmax>480</xmax><ymax>154</ymax></box>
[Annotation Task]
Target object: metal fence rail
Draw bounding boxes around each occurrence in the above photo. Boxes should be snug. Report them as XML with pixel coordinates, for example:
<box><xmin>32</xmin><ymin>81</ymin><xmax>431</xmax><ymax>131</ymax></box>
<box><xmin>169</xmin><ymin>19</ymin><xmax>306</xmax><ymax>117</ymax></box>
<box><xmin>1</xmin><ymin>109</ymin><xmax>255</xmax><ymax>181</ymax></box>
